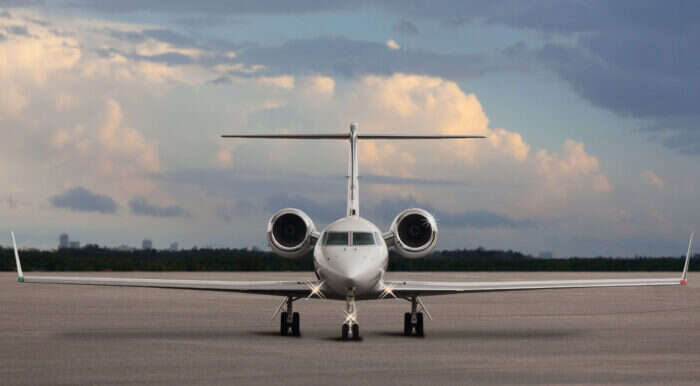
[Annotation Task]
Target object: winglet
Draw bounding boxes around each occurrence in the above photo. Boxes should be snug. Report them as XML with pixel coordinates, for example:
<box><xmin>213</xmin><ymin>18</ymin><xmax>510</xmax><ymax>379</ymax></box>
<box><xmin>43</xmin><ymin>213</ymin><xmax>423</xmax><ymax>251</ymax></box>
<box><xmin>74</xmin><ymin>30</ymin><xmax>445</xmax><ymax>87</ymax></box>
<box><xmin>681</xmin><ymin>232</ymin><xmax>693</xmax><ymax>285</ymax></box>
<box><xmin>11</xmin><ymin>232</ymin><xmax>23</xmax><ymax>282</ymax></box>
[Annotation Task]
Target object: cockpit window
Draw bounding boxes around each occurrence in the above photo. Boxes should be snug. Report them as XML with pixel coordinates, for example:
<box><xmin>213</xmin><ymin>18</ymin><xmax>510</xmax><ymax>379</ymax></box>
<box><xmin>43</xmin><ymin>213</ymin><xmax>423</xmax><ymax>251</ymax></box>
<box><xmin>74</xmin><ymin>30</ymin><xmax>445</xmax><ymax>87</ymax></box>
<box><xmin>352</xmin><ymin>232</ymin><xmax>375</xmax><ymax>246</ymax></box>
<box><xmin>324</xmin><ymin>231</ymin><xmax>349</xmax><ymax>246</ymax></box>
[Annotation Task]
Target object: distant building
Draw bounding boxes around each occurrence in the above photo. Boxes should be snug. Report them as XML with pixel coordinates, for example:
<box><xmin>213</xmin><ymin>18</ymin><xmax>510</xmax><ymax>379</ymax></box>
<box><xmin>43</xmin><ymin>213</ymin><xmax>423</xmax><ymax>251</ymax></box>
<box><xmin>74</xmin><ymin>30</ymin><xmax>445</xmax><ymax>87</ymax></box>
<box><xmin>116</xmin><ymin>244</ymin><xmax>135</xmax><ymax>252</ymax></box>
<box><xmin>142</xmin><ymin>239</ymin><xmax>153</xmax><ymax>250</ymax></box>
<box><xmin>538</xmin><ymin>251</ymin><xmax>554</xmax><ymax>259</ymax></box>
<box><xmin>169</xmin><ymin>242</ymin><xmax>178</xmax><ymax>251</ymax></box>
<box><xmin>68</xmin><ymin>241</ymin><xmax>80</xmax><ymax>249</ymax></box>
<box><xmin>59</xmin><ymin>233</ymin><xmax>69</xmax><ymax>249</ymax></box>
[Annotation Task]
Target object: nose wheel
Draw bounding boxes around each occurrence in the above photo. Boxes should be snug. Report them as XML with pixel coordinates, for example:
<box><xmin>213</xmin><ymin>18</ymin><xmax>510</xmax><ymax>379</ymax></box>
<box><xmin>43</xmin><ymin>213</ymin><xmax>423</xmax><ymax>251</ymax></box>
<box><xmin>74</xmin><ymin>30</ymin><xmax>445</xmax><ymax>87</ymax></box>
<box><xmin>342</xmin><ymin>290</ymin><xmax>361</xmax><ymax>340</ymax></box>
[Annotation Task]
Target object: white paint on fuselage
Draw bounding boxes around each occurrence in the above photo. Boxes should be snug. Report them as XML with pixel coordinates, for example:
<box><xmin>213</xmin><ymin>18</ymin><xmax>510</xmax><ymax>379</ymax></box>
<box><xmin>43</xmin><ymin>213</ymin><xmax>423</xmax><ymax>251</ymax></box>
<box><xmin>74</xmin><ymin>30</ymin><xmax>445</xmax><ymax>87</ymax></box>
<box><xmin>313</xmin><ymin>216</ymin><xmax>388</xmax><ymax>299</ymax></box>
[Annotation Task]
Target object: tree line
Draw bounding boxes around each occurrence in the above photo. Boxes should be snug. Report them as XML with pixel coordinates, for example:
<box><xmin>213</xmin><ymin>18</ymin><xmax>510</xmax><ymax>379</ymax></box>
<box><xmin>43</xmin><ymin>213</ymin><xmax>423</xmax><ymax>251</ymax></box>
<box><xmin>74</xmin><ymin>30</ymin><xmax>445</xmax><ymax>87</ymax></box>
<box><xmin>0</xmin><ymin>246</ymin><xmax>696</xmax><ymax>272</ymax></box>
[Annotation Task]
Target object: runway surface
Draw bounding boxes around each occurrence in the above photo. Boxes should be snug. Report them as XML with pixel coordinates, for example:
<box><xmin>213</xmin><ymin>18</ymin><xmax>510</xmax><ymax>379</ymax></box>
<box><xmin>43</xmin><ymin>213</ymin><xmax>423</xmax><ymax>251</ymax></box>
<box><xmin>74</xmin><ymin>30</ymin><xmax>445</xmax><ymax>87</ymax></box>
<box><xmin>1</xmin><ymin>271</ymin><xmax>698</xmax><ymax>385</ymax></box>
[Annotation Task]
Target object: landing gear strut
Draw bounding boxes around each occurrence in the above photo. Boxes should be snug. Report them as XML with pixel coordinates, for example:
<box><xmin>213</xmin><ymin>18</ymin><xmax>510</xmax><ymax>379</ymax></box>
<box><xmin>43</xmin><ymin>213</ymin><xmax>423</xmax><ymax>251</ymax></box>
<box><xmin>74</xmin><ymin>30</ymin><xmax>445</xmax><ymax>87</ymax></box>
<box><xmin>342</xmin><ymin>290</ymin><xmax>360</xmax><ymax>340</ymax></box>
<box><xmin>279</xmin><ymin>296</ymin><xmax>300</xmax><ymax>336</ymax></box>
<box><xmin>403</xmin><ymin>296</ymin><xmax>424</xmax><ymax>337</ymax></box>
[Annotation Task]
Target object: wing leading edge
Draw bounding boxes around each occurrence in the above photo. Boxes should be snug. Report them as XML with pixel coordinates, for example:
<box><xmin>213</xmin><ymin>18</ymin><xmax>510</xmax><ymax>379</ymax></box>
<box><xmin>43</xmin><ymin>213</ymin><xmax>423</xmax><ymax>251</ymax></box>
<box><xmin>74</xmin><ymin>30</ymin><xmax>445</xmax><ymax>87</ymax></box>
<box><xmin>18</xmin><ymin>275</ymin><xmax>315</xmax><ymax>296</ymax></box>
<box><xmin>10</xmin><ymin>232</ymin><xmax>314</xmax><ymax>297</ymax></box>
<box><xmin>387</xmin><ymin>233</ymin><xmax>694</xmax><ymax>297</ymax></box>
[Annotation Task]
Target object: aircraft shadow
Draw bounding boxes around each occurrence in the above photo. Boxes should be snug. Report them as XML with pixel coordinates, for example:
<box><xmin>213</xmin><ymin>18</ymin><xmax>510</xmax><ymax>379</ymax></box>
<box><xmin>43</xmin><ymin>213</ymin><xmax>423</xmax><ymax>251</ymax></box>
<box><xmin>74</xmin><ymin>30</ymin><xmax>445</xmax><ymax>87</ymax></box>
<box><xmin>57</xmin><ymin>327</ymin><xmax>585</xmax><ymax>341</ymax></box>
<box><xmin>58</xmin><ymin>328</ymin><xmax>251</xmax><ymax>340</ymax></box>
<box><xmin>372</xmin><ymin>328</ymin><xmax>586</xmax><ymax>340</ymax></box>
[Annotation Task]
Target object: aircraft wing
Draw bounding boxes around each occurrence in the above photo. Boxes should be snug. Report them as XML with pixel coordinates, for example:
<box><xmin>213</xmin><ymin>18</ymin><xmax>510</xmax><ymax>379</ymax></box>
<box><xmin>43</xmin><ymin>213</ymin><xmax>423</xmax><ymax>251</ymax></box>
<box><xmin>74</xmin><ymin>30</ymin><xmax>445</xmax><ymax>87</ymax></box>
<box><xmin>386</xmin><ymin>234</ymin><xmax>693</xmax><ymax>297</ymax></box>
<box><xmin>385</xmin><ymin>277</ymin><xmax>684</xmax><ymax>297</ymax></box>
<box><xmin>20</xmin><ymin>275</ymin><xmax>316</xmax><ymax>296</ymax></box>
<box><xmin>10</xmin><ymin>233</ymin><xmax>315</xmax><ymax>297</ymax></box>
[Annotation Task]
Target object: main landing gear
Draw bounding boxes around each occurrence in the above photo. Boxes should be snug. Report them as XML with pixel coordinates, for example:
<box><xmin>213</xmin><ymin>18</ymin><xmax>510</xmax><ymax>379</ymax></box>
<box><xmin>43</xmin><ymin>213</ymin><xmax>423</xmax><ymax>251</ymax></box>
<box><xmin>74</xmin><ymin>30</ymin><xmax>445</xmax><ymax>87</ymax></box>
<box><xmin>403</xmin><ymin>296</ymin><xmax>425</xmax><ymax>337</ymax></box>
<box><xmin>279</xmin><ymin>297</ymin><xmax>300</xmax><ymax>337</ymax></box>
<box><xmin>342</xmin><ymin>290</ymin><xmax>360</xmax><ymax>340</ymax></box>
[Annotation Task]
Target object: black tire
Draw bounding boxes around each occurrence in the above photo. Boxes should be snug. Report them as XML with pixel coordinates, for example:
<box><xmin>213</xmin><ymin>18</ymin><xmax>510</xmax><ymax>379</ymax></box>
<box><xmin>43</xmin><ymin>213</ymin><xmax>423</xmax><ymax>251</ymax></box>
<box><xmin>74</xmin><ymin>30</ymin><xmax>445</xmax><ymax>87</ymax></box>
<box><xmin>280</xmin><ymin>312</ymin><xmax>288</xmax><ymax>336</ymax></box>
<box><xmin>403</xmin><ymin>312</ymin><xmax>412</xmax><ymax>336</ymax></box>
<box><xmin>352</xmin><ymin>324</ymin><xmax>360</xmax><ymax>340</ymax></box>
<box><xmin>416</xmin><ymin>312</ymin><xmax>424</xmax><ymax>337</ymax></box>
<box><xmin>292</xmin><ymin>312</ymin><xmax>300</xmax><ymax>337</ymax></box>
<box><xmin>342</xmin><ymin>324</ymin><xmax>349</xmax><ymax>340</ymax></box>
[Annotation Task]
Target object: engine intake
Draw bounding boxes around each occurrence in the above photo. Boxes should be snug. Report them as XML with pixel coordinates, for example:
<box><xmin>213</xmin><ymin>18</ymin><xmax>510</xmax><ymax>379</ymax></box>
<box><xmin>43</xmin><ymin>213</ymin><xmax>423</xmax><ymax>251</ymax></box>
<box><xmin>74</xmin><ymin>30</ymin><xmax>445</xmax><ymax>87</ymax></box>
<box><xmin>267</xmin><ymin>208</ymin><xmax>317</xmax><ymax>258</ymax></box>
<box><xmin>390</xmin><ymin>208</ymin><xmax>438</xmax><ymax>258</ymax></box>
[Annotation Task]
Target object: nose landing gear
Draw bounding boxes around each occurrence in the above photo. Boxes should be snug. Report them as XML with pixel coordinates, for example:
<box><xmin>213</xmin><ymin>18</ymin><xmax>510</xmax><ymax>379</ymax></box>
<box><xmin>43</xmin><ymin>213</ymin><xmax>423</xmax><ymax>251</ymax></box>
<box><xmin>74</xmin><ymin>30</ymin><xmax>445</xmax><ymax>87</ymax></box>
<box><xmin>342</xmin><ymin>289</ymin><xmax>361</xmax><ymax>340</ymax></box>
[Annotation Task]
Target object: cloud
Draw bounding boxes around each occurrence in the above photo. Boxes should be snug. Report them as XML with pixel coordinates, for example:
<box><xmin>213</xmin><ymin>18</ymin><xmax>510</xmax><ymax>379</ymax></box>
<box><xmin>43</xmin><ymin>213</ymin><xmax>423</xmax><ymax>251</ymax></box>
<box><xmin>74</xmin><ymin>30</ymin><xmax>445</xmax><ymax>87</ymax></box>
<box><xmin>50</xmin><ymin>187</ymin><xmax>118</xmax><ymax>214</ymax></box>
<box><xmin>256</xmin><ymin>75</ymin><xmax>295</xmax><ymax>89</ymax></box>
<box><xmin>304</xmin><ymin>75</ymin><xmax>334</xmax><ymax>96</ymax></box>
<box><xmin>238</xmin><ymin>36</ymin><xmax>489</xmax><ymax>78</ymax></box>
<box><xmin>371</xmin><ymin>196</ymin><xmax>535</xmax><ymax>229</ymax></box>
<box><xmin>386</xmin><ymin>39</ymin><xmax>400</xmax><ymax>50</ymax></box>
<box><xmin>129</xmin><ymin>197</ymin><xmax>191</xmax><ymax>218</ymax></box>
<box><xmin>51</xmin><ymin>99</ymin><xmax>160</xmax><ymax>176</ymax></box>
<box><xmin>642</xmin><ymin>170</ymin><xmax>665</xmax><ymax>190</ymax></box>
<box><xmin>394</xmin><ymin>20</ymin><xmax>419</xmax><ymax>35</ymax></box>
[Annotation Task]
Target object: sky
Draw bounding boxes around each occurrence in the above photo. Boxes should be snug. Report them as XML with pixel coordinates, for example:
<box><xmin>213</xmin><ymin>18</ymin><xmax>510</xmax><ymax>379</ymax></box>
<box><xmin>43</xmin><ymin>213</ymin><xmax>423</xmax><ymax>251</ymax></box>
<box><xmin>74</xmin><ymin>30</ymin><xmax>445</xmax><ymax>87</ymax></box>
<box><xmin>0</xmin><ymin>1</ymin><xmax>697</xmax><ymax>256</ymax></box>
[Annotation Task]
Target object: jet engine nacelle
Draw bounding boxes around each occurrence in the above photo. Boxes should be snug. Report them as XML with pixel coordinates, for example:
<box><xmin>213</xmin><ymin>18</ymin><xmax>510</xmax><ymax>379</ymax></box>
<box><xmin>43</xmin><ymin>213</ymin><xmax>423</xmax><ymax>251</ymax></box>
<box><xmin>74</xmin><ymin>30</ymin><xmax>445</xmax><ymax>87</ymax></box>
<box><xmin>389</xmin><ymin>208</ymin><xmax>438</xmax><ymax>258</ymax></box>
<box><xmin>267</xmin><ymin>208</ymin><xmax>318</xmax><ymax>258</ymax></box>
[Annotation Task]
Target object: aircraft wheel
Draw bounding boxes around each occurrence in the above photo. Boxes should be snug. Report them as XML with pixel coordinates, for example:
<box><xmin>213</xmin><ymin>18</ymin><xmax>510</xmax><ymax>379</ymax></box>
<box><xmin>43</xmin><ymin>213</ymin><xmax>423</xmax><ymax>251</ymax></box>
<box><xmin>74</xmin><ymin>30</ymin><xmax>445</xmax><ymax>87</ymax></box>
<box><xmin>416</xmin><ymin>313</ymin><xmax>424</xmax><ymax>337</ymax></box>
<box><xmin>352</xmin><ymin>324</ymin><xmax>360</xmax><ymax>340</ymax></box>
<box><xmin>280</xmin><ymin>312</ymin><xmax>288</xmax><ymax>336</ymax></box>
<box><xmin>292</xmin><ymin>312</ymin><xmax>300</xmax><ymax>337</ymax></box>
<box><xmin>403</xmin><ymin>313</ymin><xmax>412</xmax><ymax>336</ymax></box>
<box><xmin>342</xmin><ymin>324</ymin><xmax>349</xmax><ymax>340</ymax></box>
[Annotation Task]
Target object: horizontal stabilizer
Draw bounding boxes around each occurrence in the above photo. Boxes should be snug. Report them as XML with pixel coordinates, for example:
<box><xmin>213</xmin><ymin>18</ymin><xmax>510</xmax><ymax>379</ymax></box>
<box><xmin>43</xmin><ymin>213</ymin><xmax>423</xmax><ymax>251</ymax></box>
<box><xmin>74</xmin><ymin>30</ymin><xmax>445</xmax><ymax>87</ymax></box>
<box><xmin>222</xmin><ymin>134</ymin><xmax>349</xmax><ymax>139</ymax></box>
<box><xmin>222</xmin><ymin>133</ymin><xmax>486</xmax><ymax>140</ymax></box>
<box><xmin>358</xmin><ymin>134</ymin><xmax>486</xmax><ymax>139</ymax></box>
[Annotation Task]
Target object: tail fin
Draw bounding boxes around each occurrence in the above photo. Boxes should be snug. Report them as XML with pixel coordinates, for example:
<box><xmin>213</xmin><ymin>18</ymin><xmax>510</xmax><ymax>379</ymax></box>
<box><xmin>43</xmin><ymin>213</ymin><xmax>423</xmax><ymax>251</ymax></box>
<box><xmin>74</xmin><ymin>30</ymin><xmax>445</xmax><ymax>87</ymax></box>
<box><xmin>222</xmin><ymin>124</ymin><xmax>487</xmax><ymax>218</ymax></box>
<box><xmin>682</xmin><ymin>232</ymin><xmax>693</xmax><ymax>284</ymax></box>
<box><xmin>11</xmin><ymin>232</ymin><xmax>23</xmax><ymax>282</ymax></box>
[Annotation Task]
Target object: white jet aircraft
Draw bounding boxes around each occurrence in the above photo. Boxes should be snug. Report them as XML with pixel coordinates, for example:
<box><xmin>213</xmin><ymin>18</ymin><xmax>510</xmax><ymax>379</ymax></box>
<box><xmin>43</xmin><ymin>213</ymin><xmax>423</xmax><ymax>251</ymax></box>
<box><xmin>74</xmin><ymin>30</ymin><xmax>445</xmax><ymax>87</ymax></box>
<box><xmin>11</xmin><ymin>123</ymin><xmax>693</xmax><ymax>340</ymax></box>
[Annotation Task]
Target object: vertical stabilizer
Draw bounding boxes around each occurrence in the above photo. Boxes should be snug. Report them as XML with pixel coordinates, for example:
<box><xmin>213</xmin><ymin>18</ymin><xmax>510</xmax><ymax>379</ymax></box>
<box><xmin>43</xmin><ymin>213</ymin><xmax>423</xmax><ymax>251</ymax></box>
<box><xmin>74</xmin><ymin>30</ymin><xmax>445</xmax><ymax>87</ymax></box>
<box><xmin>347</xmin><ymin>123</ymin><xmax>359</xmax><ymax>217</ymax></box>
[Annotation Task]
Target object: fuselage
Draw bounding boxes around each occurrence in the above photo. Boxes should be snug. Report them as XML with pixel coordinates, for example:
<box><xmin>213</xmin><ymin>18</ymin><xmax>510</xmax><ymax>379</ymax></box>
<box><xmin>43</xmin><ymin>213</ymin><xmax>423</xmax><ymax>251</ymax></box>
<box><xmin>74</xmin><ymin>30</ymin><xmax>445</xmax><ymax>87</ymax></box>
<box><xmin>313</xmin><ymin>216</ymin><xmax>388</xmax><ymax>299</ymax></box>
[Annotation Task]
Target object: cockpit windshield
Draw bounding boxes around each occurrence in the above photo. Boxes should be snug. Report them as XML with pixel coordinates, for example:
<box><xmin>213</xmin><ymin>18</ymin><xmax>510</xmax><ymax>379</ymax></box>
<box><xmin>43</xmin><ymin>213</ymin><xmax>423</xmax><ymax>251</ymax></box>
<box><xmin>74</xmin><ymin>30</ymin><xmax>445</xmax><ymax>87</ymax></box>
<box><xmin>324</xmin><ymin>231</ymin><xmax>349</xmax><ymax>246</ymax></box>
<box><xmin>352</xmin><ymin>232</ymin><xmax>375</xmax><ymax>246</ymax></box>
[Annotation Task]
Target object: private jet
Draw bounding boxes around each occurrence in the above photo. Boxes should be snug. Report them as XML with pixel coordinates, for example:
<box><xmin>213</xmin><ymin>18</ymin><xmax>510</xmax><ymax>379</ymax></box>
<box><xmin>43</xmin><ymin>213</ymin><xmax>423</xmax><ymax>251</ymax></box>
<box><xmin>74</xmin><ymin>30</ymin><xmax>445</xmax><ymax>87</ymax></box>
<box><xmin>11</xmin><ymin>123</ymin><xmax>693</xmax><ymax>340</ymax></box>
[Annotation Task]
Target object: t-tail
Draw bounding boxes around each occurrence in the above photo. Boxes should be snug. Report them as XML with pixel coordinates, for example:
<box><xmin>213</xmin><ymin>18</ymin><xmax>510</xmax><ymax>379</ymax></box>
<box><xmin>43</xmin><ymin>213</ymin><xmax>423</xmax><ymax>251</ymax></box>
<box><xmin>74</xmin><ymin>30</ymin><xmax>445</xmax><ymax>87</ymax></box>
<box><xmin>222</xmin><ymin>123</ymin><xmax>487</xmax><ymax>217</ymax></box>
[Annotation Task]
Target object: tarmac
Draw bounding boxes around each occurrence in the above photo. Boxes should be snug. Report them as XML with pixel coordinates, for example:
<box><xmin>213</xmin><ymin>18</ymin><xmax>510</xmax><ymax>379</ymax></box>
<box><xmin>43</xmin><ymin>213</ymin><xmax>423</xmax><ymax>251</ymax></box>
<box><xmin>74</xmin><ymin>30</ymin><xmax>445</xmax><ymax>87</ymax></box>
<box><xmin>1</xmin><ymin>271</ymin><xmax>698</xmax><ymax>385</ymax></box>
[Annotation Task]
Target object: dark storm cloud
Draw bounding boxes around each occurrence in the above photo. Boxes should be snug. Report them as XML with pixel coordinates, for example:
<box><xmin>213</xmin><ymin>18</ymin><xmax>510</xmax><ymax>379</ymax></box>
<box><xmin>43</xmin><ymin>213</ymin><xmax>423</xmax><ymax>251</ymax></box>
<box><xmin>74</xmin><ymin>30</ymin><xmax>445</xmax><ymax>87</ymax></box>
<box><xmin>129</xmin><ymin>197</ymin><xmax>191</xmax><ymax>218</ymax></box>
<box><xmin>263</xmin><ymin>194</ymin><xmax>345</xmax><ymax>224</ymax></box>
<box><xmin>238</xmin><ymin>36</ymin><xmax>488</xmax><ymax>78</ymax></box>
<box><xmin>393</xmin><ymin>20</ymin><xmax>419</xmax><ymax>35</ymax></box>
<box><xmin>50</xmin><ymin>187</ymin><xmax>118</xmax><ymax>214</ymax></box>
<box><xmin>105</xmin><ymin>28</ymin><xmax>198</xmax><ymax>47</ymax></box>
<box><xmin>371</xmin><ymin>196</ymin><xmax>534</xmax><ymax>229</ymax></box>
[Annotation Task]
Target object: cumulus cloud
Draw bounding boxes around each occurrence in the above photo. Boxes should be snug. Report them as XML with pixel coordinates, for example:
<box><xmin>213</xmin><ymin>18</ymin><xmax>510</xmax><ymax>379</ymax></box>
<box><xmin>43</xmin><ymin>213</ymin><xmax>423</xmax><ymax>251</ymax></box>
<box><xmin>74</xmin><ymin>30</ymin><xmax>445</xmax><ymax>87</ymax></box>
<box><xmin>256</xmin><ymin>75</ymin><xmax>295</xmax><ymax>89</ymax></box>
<box><xmin>50</xmin><ymin>187</ymin><xmax>118</xmax><ymax>214</ymax></box>
<box><xmin>51</xmin><ymin>98</ymin><xmax>160</xmax><ymax>176</ymax></box>
<box><xmin>304</xmin><ymin>75</ymin><xmax>334</xmax><ymax>96</ymax></box>
<box><xmin>642</xmin><ymin>170</ymin><xmax>665</xmax><ymax>190</ymax></box>
<box><xmin>129</xmin><ymin>197</ymin><xmax>191</xmax><ymax>218</ymax></box>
